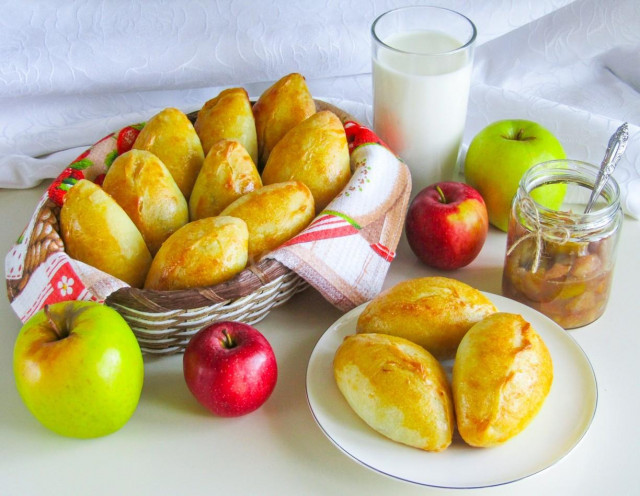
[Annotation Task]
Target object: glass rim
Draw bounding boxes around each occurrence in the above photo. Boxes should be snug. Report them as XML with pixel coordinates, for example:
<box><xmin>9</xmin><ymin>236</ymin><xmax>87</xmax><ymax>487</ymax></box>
<box><xmin>371</xmin><ymin>6</ymin><xmax>477</xmax><ymax>57</ymax></box>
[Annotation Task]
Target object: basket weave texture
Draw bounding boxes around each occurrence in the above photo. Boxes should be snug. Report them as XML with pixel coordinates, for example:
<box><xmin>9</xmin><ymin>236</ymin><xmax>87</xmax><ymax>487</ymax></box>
<box><xmin>5</xmin><ymin>100</ymin><xmax>410</xmax><ymax>355</ymax></box>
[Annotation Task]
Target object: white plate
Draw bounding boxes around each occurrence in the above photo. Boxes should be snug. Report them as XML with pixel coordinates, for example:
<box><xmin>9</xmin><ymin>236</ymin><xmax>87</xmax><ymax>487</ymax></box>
<box><xmin>306</xmin><ymin>292</ymin><xmax>597</xmax><ymax>489</ymax></box>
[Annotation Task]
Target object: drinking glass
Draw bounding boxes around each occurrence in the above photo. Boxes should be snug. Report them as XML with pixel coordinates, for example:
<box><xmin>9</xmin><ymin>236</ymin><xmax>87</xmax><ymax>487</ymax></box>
<box><xmin>372</xmin><ymin>6</ymin><xmax>476</xmax><ymax>195</ymax></box>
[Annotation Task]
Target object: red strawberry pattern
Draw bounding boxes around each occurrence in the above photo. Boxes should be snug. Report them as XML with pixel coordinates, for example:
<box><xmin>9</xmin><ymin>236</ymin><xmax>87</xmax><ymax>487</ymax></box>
<box><xmin>116</xmin><ymin>124</ymin><xmax>144</xmax><ymax>155</ymax></box>
<box><xmin>93</xmin><ymin>173</ymin><xmax>106</xmax><ymax>187</ymax></box>
<box><xmin>344</xmin><ymin>121</ymin><xmax>391</xmax><ymax>154</ymax></box>
<box><xmin>47</xmin><ymin>167</ymin><xmax>85</xmax><ymax>206</ymax></box>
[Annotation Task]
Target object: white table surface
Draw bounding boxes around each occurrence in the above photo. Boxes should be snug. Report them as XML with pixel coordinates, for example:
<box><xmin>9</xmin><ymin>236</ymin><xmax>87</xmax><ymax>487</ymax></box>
<box><xmin>1</xmin><ymin>183</ymin><xmax>638</xmax><ymax>496</ymax></box>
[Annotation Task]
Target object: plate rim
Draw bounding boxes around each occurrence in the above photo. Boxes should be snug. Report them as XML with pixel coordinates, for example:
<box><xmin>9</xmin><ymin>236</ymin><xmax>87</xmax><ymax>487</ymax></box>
<box><xmin>305</xmin><ymin>291</ymin><xmax>598</xmax><ymax>489</ymax></box>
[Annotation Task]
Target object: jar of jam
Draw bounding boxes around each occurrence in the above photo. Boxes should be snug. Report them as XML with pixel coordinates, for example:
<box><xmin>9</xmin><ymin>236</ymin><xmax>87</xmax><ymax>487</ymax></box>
<box><xmin>502</xmin><ymin>159</ymin><xmax>623</xmax><ymax>329</ymax></box>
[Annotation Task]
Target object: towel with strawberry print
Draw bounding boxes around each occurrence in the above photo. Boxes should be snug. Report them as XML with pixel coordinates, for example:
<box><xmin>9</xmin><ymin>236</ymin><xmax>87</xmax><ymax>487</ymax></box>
<box><xmin>5</xmin><ymin>117</ymin><xmax>410</xmax><ymax>322</ymax></box>
<box><xmin>267</xmin><ymin>120</ymin><xmax>411</xmax><ymax>311</ymax></box>
<box><xmin>5</xmin><ymin>124</ymin><xmax>144</xmax><ymax>323</ymax></box>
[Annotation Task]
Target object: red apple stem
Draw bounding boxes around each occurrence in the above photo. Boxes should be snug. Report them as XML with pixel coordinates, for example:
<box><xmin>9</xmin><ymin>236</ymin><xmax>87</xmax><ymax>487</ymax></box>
<box><xmin>435</xmin><ymin>185</ymin><xmax>447</xmax><ymax>204</ymax></box>
<box><xmin>44</xmin><ymin>305</ymin><xmax>63</xmax><ymax>339</ymax></box>
<box><xmin>221</xmin><ymin>329</ymin><xmax>236</xmax><ymax>349</ymax></box>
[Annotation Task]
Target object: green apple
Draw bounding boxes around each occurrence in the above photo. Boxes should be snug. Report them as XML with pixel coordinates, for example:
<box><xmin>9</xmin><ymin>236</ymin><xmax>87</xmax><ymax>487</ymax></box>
<box><xmin>464</xmin><ymin>119</ymin><xmax>566</xmax><ymax>231</ymax></box>
<box><xmin>13</xmin><ymin>301</ymin><xmax>144</xmax><ymax>438</ymax></box>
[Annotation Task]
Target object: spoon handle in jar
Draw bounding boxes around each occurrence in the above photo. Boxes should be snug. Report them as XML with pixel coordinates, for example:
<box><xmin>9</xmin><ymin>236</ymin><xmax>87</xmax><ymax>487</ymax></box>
<box><xmin>584</xmin><ymin>122</ymin><xmax>629</xmax><ymax>213</ymax></box>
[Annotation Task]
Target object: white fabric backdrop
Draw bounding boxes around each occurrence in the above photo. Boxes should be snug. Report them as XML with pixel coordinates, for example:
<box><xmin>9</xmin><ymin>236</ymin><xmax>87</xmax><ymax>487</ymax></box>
<box><xmin>1</xmin><ymin>0</ymin><xmax>638</xmax><ymax>216</ymax></box>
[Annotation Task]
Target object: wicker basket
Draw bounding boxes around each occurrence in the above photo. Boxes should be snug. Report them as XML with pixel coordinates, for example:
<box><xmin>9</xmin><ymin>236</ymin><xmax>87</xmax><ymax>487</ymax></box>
<box><xmin>6</xmin><ymin>100</ymin><xmax>407</xmax><ymax>356</ymax></box>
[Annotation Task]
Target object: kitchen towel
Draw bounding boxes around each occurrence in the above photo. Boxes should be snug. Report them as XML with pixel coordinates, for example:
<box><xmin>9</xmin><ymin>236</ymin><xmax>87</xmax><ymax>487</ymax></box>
<box><xmin>4</xmin><ymin>115</ymin><xmax>410</xmax><ymax>321</ymax></box>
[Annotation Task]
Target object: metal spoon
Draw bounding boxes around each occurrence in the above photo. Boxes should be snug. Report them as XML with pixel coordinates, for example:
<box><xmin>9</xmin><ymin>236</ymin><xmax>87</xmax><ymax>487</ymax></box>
<box><xmin>584</xmin><ymin>122</ymin><xmax>629</xmax><ymax>213</ymax></box>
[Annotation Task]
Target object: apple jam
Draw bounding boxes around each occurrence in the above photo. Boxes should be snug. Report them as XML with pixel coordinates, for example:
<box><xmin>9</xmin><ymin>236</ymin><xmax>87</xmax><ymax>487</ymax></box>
<box><xmin>502</xmin><ymin>160</ymin><xmax>623</xmax><ymax>329</ymax></box>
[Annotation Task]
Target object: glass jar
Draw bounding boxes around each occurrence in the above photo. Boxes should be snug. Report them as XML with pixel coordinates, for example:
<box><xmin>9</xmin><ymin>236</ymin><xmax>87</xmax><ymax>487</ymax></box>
<box><xmin>502</xmin><ymin>160</ymin><xmax>623</xmax><ymax>329</ymax></box>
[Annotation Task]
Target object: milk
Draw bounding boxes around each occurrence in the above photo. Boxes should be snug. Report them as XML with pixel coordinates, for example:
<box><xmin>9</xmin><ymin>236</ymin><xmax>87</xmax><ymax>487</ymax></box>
<box><xmin>373</xmin><ymin>30</ymin><xmax>473</xmax><ymax>194</ymax></box>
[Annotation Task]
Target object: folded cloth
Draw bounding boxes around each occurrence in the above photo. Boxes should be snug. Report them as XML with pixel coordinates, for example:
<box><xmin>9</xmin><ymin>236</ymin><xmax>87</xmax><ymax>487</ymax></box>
<box><xmin>4</xmin><ymin>117</ymin><xmax>410</xmax><ymax>322</ymax></box>
<box><xmin>267</xmin><ymin>121</ymin><xmax>410</xmax><ymax>311</ymax></box>
<box><xmin>0</xmin><ymin>0</ymin><xmax>573</xmax><ymax>189</ymax></box>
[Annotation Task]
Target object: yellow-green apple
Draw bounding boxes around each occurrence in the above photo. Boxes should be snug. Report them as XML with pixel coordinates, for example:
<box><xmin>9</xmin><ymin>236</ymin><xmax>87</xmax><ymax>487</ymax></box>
<box><xmin>183</xmin><ymin>321</ymin><xmax>277</xmax><ymax>417</ymax></box>
<box><xmin>464</xmin><ymin>119</ymin><xmax>566</xmax><ymax>231</ymax></box>
<box><xmin>13</xmin><ymin>301</ymin><xmax>144</xmax><ymax>438</ymax></box>
<box><xmin>405</xmin><ymin>181</ymin><xmax>488</xmax><ymax>270</ymax></box>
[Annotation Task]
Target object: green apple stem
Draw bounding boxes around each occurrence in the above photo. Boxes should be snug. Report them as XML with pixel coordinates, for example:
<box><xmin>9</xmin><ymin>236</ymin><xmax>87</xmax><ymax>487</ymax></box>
<box><xmin>435</xmin><ymin>185</ymin><xmax>447</xmax><ymax>204</ymax></box>
<box><xmin>44</xmin><ymin>305</ymin><xmax>64</xmax><ymax>339</ymax></box>
<box><xmin>513</xmin><ymin>128</ymin><xmax>535</xmax><ymax>141</ymax></box>
<box><xmin>221</xmin><ymin>329</ymin><xmax>236</xmax><ymax>349</ymax></box>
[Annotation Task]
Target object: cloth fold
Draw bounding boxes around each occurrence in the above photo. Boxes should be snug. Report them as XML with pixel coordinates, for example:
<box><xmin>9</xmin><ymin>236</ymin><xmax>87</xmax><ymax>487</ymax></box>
<box><xmin>1</xmin><ymin>0</ymin><xmax>574</xmax><ymax>185</ymax></box>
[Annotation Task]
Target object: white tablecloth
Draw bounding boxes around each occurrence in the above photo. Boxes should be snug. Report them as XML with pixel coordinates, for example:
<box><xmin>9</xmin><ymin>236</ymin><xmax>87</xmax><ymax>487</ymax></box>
<box><xmin>1</xmin><ymin>0</ymin><xmax>638</xmax><ymax>217</ymax></box>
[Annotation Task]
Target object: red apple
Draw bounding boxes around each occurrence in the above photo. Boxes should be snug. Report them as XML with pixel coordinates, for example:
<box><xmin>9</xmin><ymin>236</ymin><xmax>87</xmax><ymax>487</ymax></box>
<box><xmin>405</xmin><ymin>181</ymin><xmax>488</xmax><ymax>270</ymax></box>
<box><xmin>183</xmin><ymin>321</ymin><xmax>277</xmax><ymax>417</ymax></box>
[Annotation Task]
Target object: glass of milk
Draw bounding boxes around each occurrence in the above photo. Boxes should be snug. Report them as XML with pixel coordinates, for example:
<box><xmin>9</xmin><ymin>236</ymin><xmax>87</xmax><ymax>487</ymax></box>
<box><xmin>372</xmin><ymin>6</ymin><xmax>476</xmax><ymax>195</ymax></box>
